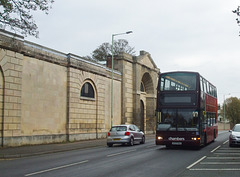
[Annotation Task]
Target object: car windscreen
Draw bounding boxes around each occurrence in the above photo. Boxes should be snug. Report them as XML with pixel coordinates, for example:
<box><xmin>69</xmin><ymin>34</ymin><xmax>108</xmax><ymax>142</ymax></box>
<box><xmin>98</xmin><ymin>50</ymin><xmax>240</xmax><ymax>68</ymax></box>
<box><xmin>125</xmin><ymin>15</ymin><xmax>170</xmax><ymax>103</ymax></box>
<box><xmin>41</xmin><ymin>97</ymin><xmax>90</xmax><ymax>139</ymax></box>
<box><xmin>233</xmin><ymin>125</ymin><xmax>240</xmax><ymax>132</ymax></box>
<box><xmin>111</xmin><ymin>126</ymin><xmax>127</xmax><ymax>131</ymax></box>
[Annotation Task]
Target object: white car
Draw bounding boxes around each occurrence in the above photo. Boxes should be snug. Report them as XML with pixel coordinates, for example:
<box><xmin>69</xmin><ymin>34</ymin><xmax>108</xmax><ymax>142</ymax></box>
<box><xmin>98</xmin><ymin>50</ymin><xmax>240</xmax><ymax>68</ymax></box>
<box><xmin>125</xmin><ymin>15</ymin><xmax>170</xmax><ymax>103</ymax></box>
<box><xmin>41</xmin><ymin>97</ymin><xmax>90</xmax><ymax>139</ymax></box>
<box><xmin>107</xmin><ymin>124</ymin><xmax>145</xmax><ymax>147</ymax></box>
<box><xmin>229</xmin><ymin>124</ymin><xmax>240</xmax><ymax>147</ymax></box>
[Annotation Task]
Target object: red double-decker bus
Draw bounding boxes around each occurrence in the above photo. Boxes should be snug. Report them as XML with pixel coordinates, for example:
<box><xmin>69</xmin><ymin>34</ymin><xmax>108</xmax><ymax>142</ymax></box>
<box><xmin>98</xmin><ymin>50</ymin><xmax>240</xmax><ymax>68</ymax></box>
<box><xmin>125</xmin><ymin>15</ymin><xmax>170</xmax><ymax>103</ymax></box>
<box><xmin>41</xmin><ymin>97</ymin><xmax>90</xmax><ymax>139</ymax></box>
<box><xmin>155</xmin><ymin>71</ymin><xmax>218</xmax><ymax>147</ymax></box>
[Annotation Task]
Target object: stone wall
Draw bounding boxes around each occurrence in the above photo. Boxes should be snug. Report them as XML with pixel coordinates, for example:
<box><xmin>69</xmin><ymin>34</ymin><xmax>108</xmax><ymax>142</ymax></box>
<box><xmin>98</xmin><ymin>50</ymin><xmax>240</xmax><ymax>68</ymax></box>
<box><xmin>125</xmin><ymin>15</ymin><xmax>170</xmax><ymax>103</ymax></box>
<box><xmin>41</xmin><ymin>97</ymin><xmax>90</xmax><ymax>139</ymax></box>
<box><xmin>21</xmin><ymin>56</ymin><xmax>67</xmax><ymax>139</ymax></box>
<box><xmin>0</xmin><ymin>30</ymin><xmax>122</xmax><ymax>146</ymax></box>
<box><xmin>0</xmin><ymin>29</ymin><xmax>160</xmax><ymax>147</ymax></box>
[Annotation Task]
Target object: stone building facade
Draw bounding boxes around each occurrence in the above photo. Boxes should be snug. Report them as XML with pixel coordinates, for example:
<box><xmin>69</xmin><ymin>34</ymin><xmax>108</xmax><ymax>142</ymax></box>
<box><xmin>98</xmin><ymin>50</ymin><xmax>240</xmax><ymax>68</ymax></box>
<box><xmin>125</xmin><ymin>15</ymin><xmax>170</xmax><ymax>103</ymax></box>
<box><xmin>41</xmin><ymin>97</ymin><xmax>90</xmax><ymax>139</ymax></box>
<box><xmin>0</xmin><ymin>30</ymin><xmax>159</xmax><ymax>147</ymax></box>
<box><xmin>112</xmin><ymin>51</ymin><xmax>159</xmax><ymax>134</ymax></box>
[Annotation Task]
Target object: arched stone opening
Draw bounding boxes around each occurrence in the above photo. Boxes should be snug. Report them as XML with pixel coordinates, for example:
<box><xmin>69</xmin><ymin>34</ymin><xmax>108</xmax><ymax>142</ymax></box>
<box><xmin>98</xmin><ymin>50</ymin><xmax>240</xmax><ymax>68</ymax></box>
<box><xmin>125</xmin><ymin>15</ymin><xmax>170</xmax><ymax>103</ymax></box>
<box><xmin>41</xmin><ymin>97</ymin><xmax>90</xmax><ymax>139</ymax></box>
<box><xmin>142</xmin><ymin>72</ymin><xmax>154</xmax><ymax>94</ymax></box>
<box><xmin>140</xmin><ymin>100</ymin><xmax>145</xmax><ymax>131</ymax></box>
<box><xmin>0</xmin><ymin>67</ymin><xmax>4</xmax><ymax>147</ymax></box>
<box><xmin>140</xmin><ymin>72</ymin><xmax>155</xmax><ymax>133</ymax></box>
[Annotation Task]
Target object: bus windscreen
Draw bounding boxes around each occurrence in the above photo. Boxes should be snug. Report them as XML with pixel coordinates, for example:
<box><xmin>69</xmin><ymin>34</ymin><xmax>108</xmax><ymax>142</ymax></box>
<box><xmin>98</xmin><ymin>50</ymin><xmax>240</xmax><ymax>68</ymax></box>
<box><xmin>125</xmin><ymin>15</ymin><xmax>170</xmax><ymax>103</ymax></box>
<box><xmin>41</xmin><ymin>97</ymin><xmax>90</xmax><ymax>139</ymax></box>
<box><xmin>160</xmin><ymin>73</ymin><xmax>197</xmax><ymax>91</ymax></box>
<box><xmin>157</xmin><ymin>109</ymin><xmax>199</xmax><ymax>132</ymax></box>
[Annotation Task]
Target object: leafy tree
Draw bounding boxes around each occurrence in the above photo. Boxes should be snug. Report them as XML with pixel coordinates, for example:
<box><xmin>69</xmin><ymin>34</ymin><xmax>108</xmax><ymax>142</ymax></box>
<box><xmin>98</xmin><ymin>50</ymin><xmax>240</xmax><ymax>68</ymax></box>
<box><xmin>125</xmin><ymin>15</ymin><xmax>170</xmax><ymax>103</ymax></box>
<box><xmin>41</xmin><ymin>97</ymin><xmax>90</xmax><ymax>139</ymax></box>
<box><xmin>90</xmin><ymin>39</ymin><xmax>135</xmax><ymax>61</ymax></box>
<box><xmin>223</xmin><ymin>97</ymin><xmax>240</xmax><ymax>125</ymax></box>
<box><xmin>233</xmin><ymin>6</ymin><xmax>240</xmax><ymax>36</ymax></box>
<box><xmin>0</xmin><ymin>0</ymin><xmax>54</xmax><ymax>37</ymax></box>
<box><xmin>92</xmin><ymin>42</ymin><xmax>111</xmax><ymax>61</ymax></box>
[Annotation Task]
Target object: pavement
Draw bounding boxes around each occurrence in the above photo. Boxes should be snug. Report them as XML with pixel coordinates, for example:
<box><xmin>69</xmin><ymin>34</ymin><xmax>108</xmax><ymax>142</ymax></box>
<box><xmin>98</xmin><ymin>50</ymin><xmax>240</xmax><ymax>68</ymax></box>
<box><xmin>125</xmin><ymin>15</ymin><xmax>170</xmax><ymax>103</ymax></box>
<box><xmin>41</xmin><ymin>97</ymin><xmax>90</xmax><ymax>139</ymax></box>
<box><xmin>0</xmin><ymin>134</ymin><xmax>155</xmax><ymax>159</ymax></box>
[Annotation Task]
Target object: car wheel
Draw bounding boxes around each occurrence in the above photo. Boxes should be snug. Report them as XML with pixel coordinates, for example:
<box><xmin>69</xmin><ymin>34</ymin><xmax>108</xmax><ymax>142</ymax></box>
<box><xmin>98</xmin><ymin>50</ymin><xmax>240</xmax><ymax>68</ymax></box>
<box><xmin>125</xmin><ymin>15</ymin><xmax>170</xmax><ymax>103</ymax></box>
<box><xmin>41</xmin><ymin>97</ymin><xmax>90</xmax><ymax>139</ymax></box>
<box><xmin>129</xmin><ymin>137</ymin><xmax>134</xmax><ymax>146</ymax></box>
<box><xmin>107</xmin><ymin>143</ymin><xmax>113</xmax><ymax>147</ymax></box>
<box><xmin>140</xmin><ymin>136</ymin><xmax>145</xmax><ymax>144</ymax></box>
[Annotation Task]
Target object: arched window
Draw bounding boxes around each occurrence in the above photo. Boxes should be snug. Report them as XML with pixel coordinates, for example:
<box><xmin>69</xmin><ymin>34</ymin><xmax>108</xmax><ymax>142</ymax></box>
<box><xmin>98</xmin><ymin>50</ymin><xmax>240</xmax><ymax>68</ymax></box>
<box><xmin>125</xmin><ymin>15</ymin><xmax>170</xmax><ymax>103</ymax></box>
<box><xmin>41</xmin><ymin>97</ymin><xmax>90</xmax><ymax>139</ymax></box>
<box><xmin>140</xmin><ymin>82</ymin><xmax>145</xmax><ymax>92</ymax></box>
<box><xmin>81</xmin><ymin>82</ymin><xmax>95</xmax><ymax>98</ymax></box>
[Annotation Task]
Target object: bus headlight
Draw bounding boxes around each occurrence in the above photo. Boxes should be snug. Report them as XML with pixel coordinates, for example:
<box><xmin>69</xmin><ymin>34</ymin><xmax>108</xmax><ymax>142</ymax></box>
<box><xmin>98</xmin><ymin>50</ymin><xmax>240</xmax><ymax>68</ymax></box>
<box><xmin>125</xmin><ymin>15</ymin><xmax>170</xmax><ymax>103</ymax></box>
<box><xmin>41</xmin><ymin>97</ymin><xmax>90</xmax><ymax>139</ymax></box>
<box><xmin>157</xmin><ymin>136</ymin><xmax>163</xmax><ymax>140</ymax></box>
<box><xmin>192</xmin><ymin>137</ymin><xmax>200</xmax><ymax>141</ymax></box>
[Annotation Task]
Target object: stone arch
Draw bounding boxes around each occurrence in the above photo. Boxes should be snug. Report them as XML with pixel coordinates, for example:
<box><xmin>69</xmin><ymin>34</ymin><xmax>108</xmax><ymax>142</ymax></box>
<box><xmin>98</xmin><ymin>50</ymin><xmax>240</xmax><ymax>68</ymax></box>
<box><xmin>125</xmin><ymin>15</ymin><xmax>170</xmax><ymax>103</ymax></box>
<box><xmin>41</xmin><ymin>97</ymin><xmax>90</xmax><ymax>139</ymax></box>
<box><xmin>80</xmin><ymin>81</ymin><xmax>95</xmax><ymax>99</ymax></box>
<box><xmin>140</xmin><ymin>72</ymin><xmax>155</xmax><ymax>133</ymax></box>
<box><xmin>80</xmin><ymin>79</ymin><xmax>97</xmax><ymax>96</ymax></box>
<box><xmin>140</xmin><ymin>100</ymin><xmax>145</xmax><ymax>132</ymax></box>
<box><xmin>141</xmin><ymin>72</ymin><xmax>154</xmax><ymax>94</ymax></box>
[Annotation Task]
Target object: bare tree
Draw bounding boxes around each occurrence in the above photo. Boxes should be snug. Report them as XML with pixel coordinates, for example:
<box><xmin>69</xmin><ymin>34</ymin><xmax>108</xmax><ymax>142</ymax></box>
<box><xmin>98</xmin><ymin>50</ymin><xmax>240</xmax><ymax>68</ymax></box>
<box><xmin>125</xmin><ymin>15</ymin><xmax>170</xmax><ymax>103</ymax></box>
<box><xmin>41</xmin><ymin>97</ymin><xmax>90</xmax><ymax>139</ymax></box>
<box><xmin>233</xmin><ymin>6</ymin><xmax>240</xmax><ymax>36</ymax></box>
<box><xmin>0</xmin><ymin>0</ymin><xmax>54</xmax><ymax>37</ymax></box>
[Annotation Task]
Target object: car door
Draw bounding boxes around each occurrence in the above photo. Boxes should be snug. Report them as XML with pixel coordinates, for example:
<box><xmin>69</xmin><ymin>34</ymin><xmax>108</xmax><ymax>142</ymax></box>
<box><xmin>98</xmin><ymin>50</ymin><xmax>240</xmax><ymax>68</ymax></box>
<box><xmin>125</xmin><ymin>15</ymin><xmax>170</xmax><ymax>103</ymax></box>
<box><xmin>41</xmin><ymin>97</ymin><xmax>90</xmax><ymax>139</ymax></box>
<box><xmin>133</xmin><ymin>125</ymin><xmax>142</xmax><ymax>141</ymax></box>
<box><xmin>129</xmin><ymin>125</ymin><xmax>136</xmax><ymax>139</ymax></box>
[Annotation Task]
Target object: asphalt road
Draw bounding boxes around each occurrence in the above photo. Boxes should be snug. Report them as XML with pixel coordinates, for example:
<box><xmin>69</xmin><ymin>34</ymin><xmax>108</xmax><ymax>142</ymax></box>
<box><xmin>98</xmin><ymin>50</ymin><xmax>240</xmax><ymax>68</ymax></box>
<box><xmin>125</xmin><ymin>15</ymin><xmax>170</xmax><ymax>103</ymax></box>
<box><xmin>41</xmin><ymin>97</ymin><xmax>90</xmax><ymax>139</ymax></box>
<box><xmin>0</xmin><ymin>131</ymin><xmax>237</xmax><ymax>177</ymax></box>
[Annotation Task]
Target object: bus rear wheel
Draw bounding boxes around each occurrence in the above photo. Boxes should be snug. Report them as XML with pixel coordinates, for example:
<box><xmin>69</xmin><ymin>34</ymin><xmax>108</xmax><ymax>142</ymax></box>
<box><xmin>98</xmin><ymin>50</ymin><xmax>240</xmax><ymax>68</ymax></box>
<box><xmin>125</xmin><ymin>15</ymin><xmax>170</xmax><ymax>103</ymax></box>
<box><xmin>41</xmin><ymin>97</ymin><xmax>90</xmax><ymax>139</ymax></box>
<box><xmin>204</xmin><ymin>134</ymin><xmax>207</xmax><ymax>146</ymax></box>
<box><xmin>212</xmin><ymin>130</ymin><xmax>216</xmax><ymax>142</ymax></box>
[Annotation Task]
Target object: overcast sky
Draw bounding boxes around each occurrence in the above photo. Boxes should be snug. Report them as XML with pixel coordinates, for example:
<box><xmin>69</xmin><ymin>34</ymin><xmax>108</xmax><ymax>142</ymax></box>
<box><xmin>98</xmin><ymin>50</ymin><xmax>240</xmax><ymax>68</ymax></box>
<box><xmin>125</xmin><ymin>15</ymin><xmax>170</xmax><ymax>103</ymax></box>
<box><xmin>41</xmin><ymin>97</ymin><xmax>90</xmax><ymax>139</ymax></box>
<box><xmin>26</xmin><ymin>0</ymin><xmax>240</xmax><ymax>105</ymax></box>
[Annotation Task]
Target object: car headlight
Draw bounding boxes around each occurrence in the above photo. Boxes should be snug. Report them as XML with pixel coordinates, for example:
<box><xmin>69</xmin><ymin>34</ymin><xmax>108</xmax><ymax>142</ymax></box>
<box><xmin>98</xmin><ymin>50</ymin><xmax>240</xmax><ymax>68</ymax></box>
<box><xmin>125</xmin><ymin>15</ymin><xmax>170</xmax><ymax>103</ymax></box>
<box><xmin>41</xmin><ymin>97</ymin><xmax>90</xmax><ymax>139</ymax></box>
<box><xmin>230</xmin><ymin>134</ymin><xmax>236</xmax><ymax>139</ymax></box>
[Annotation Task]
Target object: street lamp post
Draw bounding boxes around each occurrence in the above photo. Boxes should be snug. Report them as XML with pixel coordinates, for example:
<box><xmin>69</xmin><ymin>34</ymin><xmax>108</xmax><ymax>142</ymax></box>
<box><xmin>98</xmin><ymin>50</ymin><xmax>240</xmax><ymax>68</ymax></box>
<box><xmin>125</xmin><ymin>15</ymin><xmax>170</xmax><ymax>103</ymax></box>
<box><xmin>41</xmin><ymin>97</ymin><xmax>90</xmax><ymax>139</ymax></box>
<box><xmin>111</xmin><ymin>31</ymin><xmax>133</xmax><ymax>127</ymax></box>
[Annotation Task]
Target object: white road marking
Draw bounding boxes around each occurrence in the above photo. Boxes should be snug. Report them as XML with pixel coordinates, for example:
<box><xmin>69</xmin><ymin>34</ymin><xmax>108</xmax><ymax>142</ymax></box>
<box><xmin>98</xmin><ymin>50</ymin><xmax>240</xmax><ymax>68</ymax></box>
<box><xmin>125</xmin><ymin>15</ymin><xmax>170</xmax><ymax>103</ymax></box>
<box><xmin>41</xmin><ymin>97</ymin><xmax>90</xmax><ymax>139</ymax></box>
<box><xmin>207</xmin><ymin>157</ymin><xmax>240</xmax><ymax>160</ymax></box>
<box><xmin>200</xmin><ymin>162</ymin><xmax>240</xmax><ymax>165</ymax></box>
<box><xmin>211</xmin><ymin>145</ymin><xmax>221</xmax><ymax>153</ymax></box>
<box><xmin>25</xmin><ymin>160</ymin><xmax>89</xmax><ymax>176</ymax></box>
<box><xmin>190</xmin><ymin>168</ymin><xmax>240</xmax><ymax>171</ymax></box>
<box><xmin>214</xmin><ymin>153</ymin><xmax>240</xmax><ymax>155</ymax></box>
<box><xmin>186</xmin><ymin>156</ymin><xmax>206</xmax><ymax>169</ymax></box>
<box><xmin>223</xmin><ymin>140</ymin><xmax>229</xmax><ymax>145</ymax></box>
<box><xmin>219</xmin><ymin>148</ymin><xmax>238</xmax><ymax>150</ymax></box>
<box><xmin>107</xmin><ymin>149</ymin><xmax>136</xmax><ymax>157</ymax></box>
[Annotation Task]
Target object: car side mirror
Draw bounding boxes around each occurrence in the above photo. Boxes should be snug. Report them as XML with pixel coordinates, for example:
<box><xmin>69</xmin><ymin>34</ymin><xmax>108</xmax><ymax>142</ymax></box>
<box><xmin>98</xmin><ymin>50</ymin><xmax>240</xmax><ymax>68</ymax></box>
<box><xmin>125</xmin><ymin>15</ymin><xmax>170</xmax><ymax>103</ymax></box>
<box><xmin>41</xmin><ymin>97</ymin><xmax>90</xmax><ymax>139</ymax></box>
<box><xmin>229</xmin><ymin>130</ymin><xmax>232</xmax><ymax>133</ymax></box>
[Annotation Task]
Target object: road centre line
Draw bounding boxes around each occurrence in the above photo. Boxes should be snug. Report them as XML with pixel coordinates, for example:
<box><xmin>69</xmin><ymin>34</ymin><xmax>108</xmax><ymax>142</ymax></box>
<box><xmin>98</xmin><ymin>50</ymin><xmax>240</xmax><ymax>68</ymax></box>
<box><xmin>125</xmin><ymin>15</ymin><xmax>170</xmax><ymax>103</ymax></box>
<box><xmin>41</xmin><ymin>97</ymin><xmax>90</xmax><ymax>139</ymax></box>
<box><xmin>211</xmin><ymin>145</ymin><xmax>221</xmax><ymax>153</ymax></box>
<box><xmin>107</xmin><ymin>149</ymin><xmax>136</xmax><ymax>157</ymax></box>
<box><xmin>186</xmin><ymin>156</ymin><xmax>206</xmax><ymax>169</ymax></box>
<box><xmin>25</xmin><ymin>160</ymin><xmax>89</xmax><ymax>176</ymax></box>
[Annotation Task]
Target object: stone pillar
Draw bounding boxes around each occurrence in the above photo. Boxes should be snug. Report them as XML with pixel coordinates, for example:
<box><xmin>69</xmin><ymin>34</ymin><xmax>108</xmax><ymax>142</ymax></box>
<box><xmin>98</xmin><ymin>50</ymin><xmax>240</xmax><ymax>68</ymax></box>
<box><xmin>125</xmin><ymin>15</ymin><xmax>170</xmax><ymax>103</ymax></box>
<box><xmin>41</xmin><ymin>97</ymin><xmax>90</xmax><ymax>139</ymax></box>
<box><xmin>114</xmin><ymin>53</ymin><xmax>134</xmax><ymax>124</ymax></box>
<box><xmin>0</xmin><ymin>49</ymin><xmax>23</xmax><ymax>146</ymax></box>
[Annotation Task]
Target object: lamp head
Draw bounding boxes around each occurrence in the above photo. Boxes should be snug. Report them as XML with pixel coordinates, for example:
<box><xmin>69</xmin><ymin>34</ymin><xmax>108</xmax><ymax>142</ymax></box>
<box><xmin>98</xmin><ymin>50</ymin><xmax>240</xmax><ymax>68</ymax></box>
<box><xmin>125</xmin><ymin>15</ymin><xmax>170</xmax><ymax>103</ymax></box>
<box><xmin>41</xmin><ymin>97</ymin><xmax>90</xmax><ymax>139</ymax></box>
<box><xmin>126</xmin><ymin>31</ymin><xmax>133</xmax><ymax>34</ymax></box>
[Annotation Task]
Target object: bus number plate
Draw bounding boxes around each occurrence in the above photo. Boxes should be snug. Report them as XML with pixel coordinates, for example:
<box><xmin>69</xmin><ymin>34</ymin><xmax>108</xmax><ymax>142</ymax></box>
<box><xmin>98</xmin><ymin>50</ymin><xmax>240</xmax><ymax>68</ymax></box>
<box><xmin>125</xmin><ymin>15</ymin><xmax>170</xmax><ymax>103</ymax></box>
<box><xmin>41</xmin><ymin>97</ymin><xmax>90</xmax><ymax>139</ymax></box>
<box><xmin>172</xmin><ymin>142</ymin><xmax>182</xmax><ymax>145</ymax></box>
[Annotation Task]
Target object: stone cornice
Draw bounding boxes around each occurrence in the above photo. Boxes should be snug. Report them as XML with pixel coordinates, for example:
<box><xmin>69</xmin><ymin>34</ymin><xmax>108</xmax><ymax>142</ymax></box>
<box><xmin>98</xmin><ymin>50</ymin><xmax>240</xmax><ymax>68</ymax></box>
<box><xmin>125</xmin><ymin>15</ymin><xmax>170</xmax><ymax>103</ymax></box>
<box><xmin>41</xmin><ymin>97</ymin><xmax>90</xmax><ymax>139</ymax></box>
<box><xmin>0</xmin><ymin>29</ymin><xmax>121</xmax><ymax>80</ymax></box>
